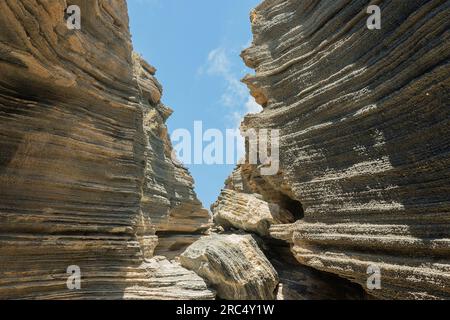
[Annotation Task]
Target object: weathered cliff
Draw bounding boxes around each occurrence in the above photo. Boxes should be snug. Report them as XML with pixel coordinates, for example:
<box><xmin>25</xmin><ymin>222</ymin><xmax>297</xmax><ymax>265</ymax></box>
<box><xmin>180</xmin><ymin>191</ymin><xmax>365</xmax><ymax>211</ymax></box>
<box><xmin>211</xmin><ymin>165</ymin><xmax>368</xmax><ymax>300</ymax></box>
<box><xmin>134</xmin><ymin>53</ymin><xmax>211</xmax><ymax>259</ymax></box>
<box><xmin>234</xmin><ymin>0</ymin><xmax>450</xmax><ymax>299</ymax></box>
<box><xmin>211</xmin><ymin>165</ymin><xmax>297</xmax><ymax>237</ymax></box>
<box><xmin>0</xmin><ymin>0</ymin><xmax>211</xmax><ymax>299</ymax></box>
<box><xmin>1</xmin><ymin>0</ymin><xmax>448</xmax><ymax>301</ymax></box>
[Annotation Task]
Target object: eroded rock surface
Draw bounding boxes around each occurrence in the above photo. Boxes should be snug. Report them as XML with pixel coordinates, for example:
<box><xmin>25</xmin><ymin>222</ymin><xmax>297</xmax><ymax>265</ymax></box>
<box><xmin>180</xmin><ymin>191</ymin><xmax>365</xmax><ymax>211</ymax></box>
<box><xmin>180</xmin><ymin>234</ymin><xmax>279</xmax><ymax>300</ymax></box>
<box><xmin>212</xmin><ymin>165</ymin><xmax>297</xmax><ymax>236</ymax></box>
<box><xmin>238</xmin><ymin>0</ymin><xmax>450</xmax><ymax>299</ymax></box>
<box><xmin>211</xmin><ymin>166</ymin><xmax>369</xmax><ymax>300</ymax></box>
<box><xmin>135</xmin><ymin>52</ymin><xmax>212</xmax><ymax>257</ymax></box>
<box><xmin>261</xmin><ymin>240</ymin><xmax>368</xmax><ymax>300</ymax></box>
<box><xmin>124</xmin><ymin>256</ymin><xmax>215</xmax><ymax>300</ymax></box>
<box><xmin>0</xmin><ymin>0</ymin><xmax>211</xmax><ymax>299</ymax></box>
<box><xmin>2</xmin><ymin>0</ymin><xmax>449</xmax><ymax>301</ymax></box>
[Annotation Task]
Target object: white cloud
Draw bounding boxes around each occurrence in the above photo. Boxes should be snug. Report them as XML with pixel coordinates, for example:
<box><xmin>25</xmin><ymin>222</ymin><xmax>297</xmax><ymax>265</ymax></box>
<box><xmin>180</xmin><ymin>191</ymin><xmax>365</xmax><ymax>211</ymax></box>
<box><xmin>199</xmin><ymin>45</ymin><xmax>263</xmax><ymax>163</ymax></box>
<box><xmin>200</xmin><ymin>46</ymin><xmax>262</xmax><ymax>114</ymax></box>
<box><xmin>245</xmin><ymin>96</ymin><xmax>263</xmax><ymax>114</ymax></box>
<box><xmin>205</xmin><ymin>47</ymin><xmax>231</xmax><ymax>75</ymax></box>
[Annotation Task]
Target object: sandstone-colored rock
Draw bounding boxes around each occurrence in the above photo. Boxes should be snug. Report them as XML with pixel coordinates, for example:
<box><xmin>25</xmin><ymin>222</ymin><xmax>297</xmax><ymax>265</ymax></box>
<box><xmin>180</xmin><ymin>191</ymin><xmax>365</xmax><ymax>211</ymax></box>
<box><xmin>124</xmin><ymin>256</ymin><xmax>215</xmax><ymax>300</ymax></box>
<box><xmin>212</xmin><ymin>189</ymin><xmax>294</xmax><ymax>236</ymax></box>
<box><xmin>212</xmin><ymin>165</ymin><xmax>300</xmax><ymax>236</ymax></box>
<box><xmin>155</xmin><ymin>234</ymin><xmax>210</xmax><ymax>260</ymax></box>
<box><xmin>0</xmin><ymin>0</ymin><xmax>210</xmax><ymax>299</ymax></box>
<box><xmin>2</xmin><ymin>0</ymin><xmax>449</xmax><ymax>301</ymax></box>
<box><xmin>262</xmin><ymin>241</ymin><xmax>368</xmax><ymax>300</ymax></box>
<box><xmin>211</xmin><ymin>164</ymin><xmax>369</xmax><ymax>299</ymax></box>
<box><xmin>239</xmin><ymin>0</ymin><xmax>450</xmax><ymax>299</ymax></box>
<box><xmin>135</xmin><ymin>52</ymin><xmax>212</xmax><ymax>257</ymax></box>
<box><xmin>180</xmin><ymin>234</ymin><xmax>279</xmax><ymax>300</ymax></box>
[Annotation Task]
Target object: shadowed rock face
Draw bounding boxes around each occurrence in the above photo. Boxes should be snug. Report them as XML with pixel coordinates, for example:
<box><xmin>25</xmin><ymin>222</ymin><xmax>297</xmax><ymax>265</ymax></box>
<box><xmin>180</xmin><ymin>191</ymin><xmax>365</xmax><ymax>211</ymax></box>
<box><xmin>212</xmin><ymin>165</ymin><xmax>368</xmax><ymax>300</ymax></box>
<box><xmin>262</xmin><ymin>239</ymin><xmax>368</xmax><ymax>300</ymax></box>
<box><xmin>212</xmin><ymin>164</ymin><xmax>306</xmax><ymax>236</ymax></box>
<box><xmin>238</xmin><ymin>0</ymin><xmax>450</xmax><ymax>299</ymax></box>
<box><xmin>0</xmin><ymin>0</ymin><xmax>211</xmax><ymax>299</ymax></box>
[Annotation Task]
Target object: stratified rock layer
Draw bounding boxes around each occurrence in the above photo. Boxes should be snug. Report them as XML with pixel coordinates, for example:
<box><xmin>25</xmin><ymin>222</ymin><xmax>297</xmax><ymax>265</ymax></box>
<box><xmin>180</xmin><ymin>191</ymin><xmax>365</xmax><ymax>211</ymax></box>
<box><xmin>123</xmin><ymin>256</ymin><xmax>215</xmax><ymax>300</ymax></box>
<box><xmin>0</xmin><ymin>0</ymin><xmax>211</xmax><ymax>299</ymax></box>
<box><xmin>134</xmin><ymin>53</ymin><xmax>211</xmax><ymax>258</ymax></box>
<box><xmin>212</xmin><ymin>166</ymin><xmax>368</xmax><ymax>300</ymax></box>
<box><xmin>180</xmin><ymin>234</ymin><xmax>279</xmax><ymax>300</ymax></box>
<box><xmin>263</xmin><ymin>241</ymin><xmax>368</xmax><ymax>300</ymax></box>
<box><xmin>212</xmin><ymin>165</ymin><xmax>297</xmax><ymax>236</ymax></box>
<box><xmin>241</xmin><ymin>0</ymin><xmax>450</xmax><ymax>299</ymax></box>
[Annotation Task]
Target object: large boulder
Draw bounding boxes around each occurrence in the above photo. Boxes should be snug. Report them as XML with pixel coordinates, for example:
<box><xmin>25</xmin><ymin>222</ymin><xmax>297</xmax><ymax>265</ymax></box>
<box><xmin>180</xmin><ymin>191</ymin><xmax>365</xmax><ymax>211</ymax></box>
<box><xmin>180</xmin><ymin>234</ymin><xmax>279</xmax><ymax>300</ymax></box>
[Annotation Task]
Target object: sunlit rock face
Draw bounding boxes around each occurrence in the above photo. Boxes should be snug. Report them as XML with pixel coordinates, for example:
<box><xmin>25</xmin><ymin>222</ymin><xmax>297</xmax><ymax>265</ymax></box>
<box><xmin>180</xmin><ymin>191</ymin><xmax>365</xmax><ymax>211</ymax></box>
<box><xmin>210</xmin><ymin>166</ymin><xmax>368</xmax><ymax>300</ymax></box>
<box><xmin>180</xmin><ymin>234</ymin><xmax>279</xmax><ymax>300</ymax></box>
<box><xmin>134</xmin><ymin>52</ymin><xmax>212</xmax><ymax>259</ymax></box>
<box><xmin>0</xmin><ymin>0</ymin><xmax>211</xmax><ymax>299</ymax></box>
<box><xmin>212</xmin><ymin>165</ymin><xmax>297</xmax><ymax>237</ymax></box>
<box><xmin>240</xmin><ymin>0</ymin><xmax>450</xmax><ymax>299</ymax></box>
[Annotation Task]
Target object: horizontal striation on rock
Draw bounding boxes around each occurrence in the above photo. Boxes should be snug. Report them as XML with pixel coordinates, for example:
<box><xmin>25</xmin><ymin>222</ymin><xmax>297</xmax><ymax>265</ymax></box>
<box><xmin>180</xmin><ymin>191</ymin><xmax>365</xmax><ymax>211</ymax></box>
<box><xmin>123</xmin><ymin>256</ymin><xmax>215</xmax><ymax>300</ymax></box>
<box><xmin>134</xmin><ymin>53</ymin><xmax>212</xmax><ymax>258</ymax></box>
<box><xmin>0</xmin><ymin>0</ymin><xmax>211</xmax><ymax>299</ymax></box>
<box><xmin>261</xmin><ymin>240</ymin><xmax>368</xmax><ymax>300</ymax></box>
<box><xmin>212</xmin><ymin>164</ymin><xmax>302</xmax><ymax>236</ymax></box>
<box><xmin>211</xmin><ymin>166</ymin><xmax>369</xmax><ymax>299</ymax></box>
<box><xmin>240</xmin><ymin>0</ymin><xmax>450</xmax><ymax>299</ymax></box>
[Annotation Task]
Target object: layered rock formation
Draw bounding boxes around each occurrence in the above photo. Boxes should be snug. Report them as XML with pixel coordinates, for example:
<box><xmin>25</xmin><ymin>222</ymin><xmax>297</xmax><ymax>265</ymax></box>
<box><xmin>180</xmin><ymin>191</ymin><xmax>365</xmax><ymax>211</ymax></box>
<box><xmin>134</xmin><ymin>53</ymin><xmax>211</xmax><ymax>259</ymax></box>
<box><xmin>1</xmin><ymin>0</ymin><xmax>448</xmax><ymax>301</ymax></box>
<box><xmin>212</xmin><ymin>163</ymin><xmax>306</xmax><ymax>236</ymax></box>
<box><xmin>235</xmin><ymin>0</ymin><xmax>450</xmax><ymax>299</ymax></box>
<box><xmin>123</xmin><ymin>256</ymin><xmax>214</xmax><ymax>300</ymax></box>
<box><xmin>0</xmin><ymin>0</ymin><xmax>211</xmax><ymax>299</ymax></box>
<box><xmin>211</xmin><ymin>166</ymin><xmax>368</xmax><ymax>300</ymax></box>
<box><xmin>262</xmin><ymin>239</ymin><xmax>368</xmax><ymax>300</ymax></box>
<box><xmin>211</xmin><ymin>166</ymin><xmax>297</xmax><ymax>237</ymax></box>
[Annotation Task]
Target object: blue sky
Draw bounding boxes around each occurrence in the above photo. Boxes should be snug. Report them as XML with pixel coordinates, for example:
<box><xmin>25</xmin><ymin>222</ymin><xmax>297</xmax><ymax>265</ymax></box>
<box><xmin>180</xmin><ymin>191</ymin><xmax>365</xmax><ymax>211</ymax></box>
<box><xmin>128</xmin><ymin>0</ymin><xmax>261</xmax><ymax>209</ymax></box>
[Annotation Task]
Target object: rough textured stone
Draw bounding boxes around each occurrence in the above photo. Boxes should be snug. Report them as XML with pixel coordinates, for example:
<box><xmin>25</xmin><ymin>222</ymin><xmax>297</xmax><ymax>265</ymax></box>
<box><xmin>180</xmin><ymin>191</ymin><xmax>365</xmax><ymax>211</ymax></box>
<box><xmin>135</xmin><ymin>52</ymin><xmax>212</xmax><ymax>257</ymax></box>
<box><xmin>212</xmin><ymin>164</ymin><xmax>303</xmax><ymax>236</ymax></box>
<box><xmin>0</xmin><ymin>0</ymin><xmax>211</xmax><ymax>299</ymax></box>
<box><xmin>261</xmin><ymin>240</ymin><xmax>368</xmax><ymax>300</ymax></box>
<box><xmin>212</xmin><ymin>189</ymin><xmax>289</xmax><ymax>236</ymax></box>
<box><xmin>2</xmin><ymin>0</ymin><xmax>449</xmax><ymax>301</ymax></box>
<box><xmin>238</xmin><ymin>0</ymin><xmax>450</xmax><ymax>299</ymax></box>
<box><xmin>123</xmin><ymin>256</ymin><xmax>215</xmax><ymax>300</ymax></box>
<box><xmin>212</xmin><ymin>167</ymin><xmax>369</xmax><ymax>300</ymax></box>
<box><xmin>180</xmin><ymin>234</ymin><xmax>279</xmax><ymax>300</ymax></box>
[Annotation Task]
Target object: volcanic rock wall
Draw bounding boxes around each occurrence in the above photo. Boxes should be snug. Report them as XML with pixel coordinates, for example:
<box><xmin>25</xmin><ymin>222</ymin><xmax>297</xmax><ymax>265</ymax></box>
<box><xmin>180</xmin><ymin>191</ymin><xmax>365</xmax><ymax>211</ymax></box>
<box><xmin>233</xmin><ymin>0</ymin><xmax>450</xmax><ymax>299</ymax></box>
<box><xmin>0</xmin><ymin>0</ymin><xmax>211</xmax><ymax>299</ymax></box>
<box><xmin>210</xmin><ymin>165</ymin><xmax>368</xmax><ymax>300</ymax></box>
